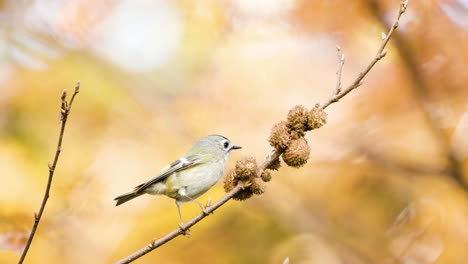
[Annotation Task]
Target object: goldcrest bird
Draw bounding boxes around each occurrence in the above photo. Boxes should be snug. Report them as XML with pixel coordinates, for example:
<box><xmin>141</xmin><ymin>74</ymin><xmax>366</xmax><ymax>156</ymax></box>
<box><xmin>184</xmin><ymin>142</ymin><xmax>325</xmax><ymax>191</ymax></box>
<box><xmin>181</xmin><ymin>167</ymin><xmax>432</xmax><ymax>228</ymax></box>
<box><xmin>114</xmin><ymin>135</ymin><xmax>241</xmax><ymax>224</ymax></box>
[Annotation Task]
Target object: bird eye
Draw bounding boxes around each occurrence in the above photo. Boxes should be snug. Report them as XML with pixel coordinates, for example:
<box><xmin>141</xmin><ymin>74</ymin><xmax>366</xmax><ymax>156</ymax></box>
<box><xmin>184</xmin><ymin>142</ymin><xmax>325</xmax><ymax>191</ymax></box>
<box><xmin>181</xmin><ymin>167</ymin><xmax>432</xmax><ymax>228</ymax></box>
<box><xmin>224</xmin><ymin>142</ymin><xmax>229</xmax><ymax>149</ymax></box>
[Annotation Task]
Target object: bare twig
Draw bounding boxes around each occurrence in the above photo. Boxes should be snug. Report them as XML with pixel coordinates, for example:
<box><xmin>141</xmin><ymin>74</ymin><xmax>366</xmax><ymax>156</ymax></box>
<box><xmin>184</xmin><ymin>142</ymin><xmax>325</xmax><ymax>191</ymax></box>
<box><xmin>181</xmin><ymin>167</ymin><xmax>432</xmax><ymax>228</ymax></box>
<box><xmin>18</xmin><ymin>81</ymin><xmax>81</xmax><ymax>264</ymax></box>
<box><xmin>327</xmin><ymin>45</ymin><xmax>345</xmax><ymax>101</ymax></box>
<box><xmin>115</xmin><ymin>2</ymin><xmax>409</xmax><ymax>263</ymax></box>
<box><xmin>320</xmin><ymin>0</ymin><xmax>408</xmax><ymax>110</ymax></box>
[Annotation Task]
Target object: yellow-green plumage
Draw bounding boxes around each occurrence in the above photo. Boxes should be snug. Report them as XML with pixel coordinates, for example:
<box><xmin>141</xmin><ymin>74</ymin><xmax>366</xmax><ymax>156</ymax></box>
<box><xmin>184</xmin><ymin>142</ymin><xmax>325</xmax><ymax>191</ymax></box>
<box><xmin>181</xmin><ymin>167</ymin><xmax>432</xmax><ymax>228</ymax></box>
<box><xmin>114</xmin><ymin>135</ymin><xmax>241</xmax><ymax>223</ymax></box>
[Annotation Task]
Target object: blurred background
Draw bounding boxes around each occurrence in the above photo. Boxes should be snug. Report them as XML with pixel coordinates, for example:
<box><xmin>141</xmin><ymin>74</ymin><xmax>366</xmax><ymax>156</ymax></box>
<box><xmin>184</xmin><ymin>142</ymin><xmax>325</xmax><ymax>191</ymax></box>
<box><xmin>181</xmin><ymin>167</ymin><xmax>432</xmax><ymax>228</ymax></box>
<box><xmin>0</xmin><ymin>0</ymin><xmax>467</xmax><ymax>263</ymax></box>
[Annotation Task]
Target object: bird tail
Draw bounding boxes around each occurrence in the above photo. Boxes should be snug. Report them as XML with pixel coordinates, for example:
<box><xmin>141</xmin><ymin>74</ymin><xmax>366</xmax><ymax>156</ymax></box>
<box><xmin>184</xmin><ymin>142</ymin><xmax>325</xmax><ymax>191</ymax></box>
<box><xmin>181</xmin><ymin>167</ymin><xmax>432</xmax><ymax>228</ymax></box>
<box><xmin>114</xmin><ymin>190</ymin><xmax>143</xmax><ymax>206</ymax></box>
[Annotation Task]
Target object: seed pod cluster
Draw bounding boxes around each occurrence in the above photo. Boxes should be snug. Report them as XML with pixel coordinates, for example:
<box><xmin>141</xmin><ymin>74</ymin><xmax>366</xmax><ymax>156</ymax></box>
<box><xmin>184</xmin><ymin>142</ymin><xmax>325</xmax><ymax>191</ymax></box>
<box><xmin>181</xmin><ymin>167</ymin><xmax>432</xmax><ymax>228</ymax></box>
<box><xmin>268</xmin><ymin>105</ymin><xmax>327</xmax><ymax>168</ymax></box>
<box><xmin>225</xmin><ymin>104</ymin><xmax>327</xmax><ymax>199</ymax></box>
<box><xmin>223</xmin><ymin>157</ymin><xmax>265</xmax><ymax>200</ymax></box>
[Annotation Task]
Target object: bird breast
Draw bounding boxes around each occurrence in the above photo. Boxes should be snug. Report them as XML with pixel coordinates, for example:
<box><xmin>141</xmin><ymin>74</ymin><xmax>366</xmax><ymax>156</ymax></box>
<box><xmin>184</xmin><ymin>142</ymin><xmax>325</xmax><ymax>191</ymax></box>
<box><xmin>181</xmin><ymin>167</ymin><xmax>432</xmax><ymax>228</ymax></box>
<box><xmin>163</xmin><ymin>160</ymin><xmax>227</xmax><ymax>201</ymax></box>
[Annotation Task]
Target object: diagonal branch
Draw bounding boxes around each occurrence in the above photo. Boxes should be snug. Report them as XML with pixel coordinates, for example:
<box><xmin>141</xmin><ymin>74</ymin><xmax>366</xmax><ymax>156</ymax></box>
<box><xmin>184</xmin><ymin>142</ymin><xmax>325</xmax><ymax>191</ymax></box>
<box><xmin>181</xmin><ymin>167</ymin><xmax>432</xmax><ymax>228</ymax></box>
<box><xmin>320</xmin><ymin>0</ymin><xmax>408</xmax><ymax>110</ymax></box>
<box><xmin>114</xmin><ymin>1</ymin><xmax>409</xmax><ymax>263</ymax></box>
<box><xmin>18</xmin><ymin>81</ymin><xmax>81</xmax><ymax>264</ymax></box>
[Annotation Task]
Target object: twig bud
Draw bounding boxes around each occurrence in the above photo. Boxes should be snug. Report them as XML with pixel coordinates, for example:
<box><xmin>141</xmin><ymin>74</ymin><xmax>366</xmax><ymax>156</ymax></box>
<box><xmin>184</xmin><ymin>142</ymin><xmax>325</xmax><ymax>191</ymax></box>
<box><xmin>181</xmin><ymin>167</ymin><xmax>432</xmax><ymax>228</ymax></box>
<box><xmin>61</xmin><ymin>89</ymin><xmax>67</xmax><ymax>101</ymax></box>
<box><xmin>401</xmin><ymin>0</ymin><xmax>409</xmax><ymax>11</ymax></box>
<box><xmin>380</xmin><ymin>50</ymin><xmax>388</xmax><ymax>58</ymax></box>
<box><xmin>339</xmin><ymin>53</ymin><xmax>345</xmax><ymax>63</ymax></box>
<box><xmin>75</xmin><ymin>80</ymin><xmax>81</xmax><ymax>93</ymax></box>
<box><xmin>381</xmin><ymin>32</ymin><xmax>387</xmax><ymax>40</ymax></box>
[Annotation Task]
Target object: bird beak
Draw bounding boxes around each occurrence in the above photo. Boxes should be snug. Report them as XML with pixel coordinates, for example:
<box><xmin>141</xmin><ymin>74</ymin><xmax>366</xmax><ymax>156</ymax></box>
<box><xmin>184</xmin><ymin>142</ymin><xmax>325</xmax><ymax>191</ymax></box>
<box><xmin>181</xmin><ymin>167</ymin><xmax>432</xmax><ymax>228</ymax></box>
<box><xmin>231</xmin><ymin>145</ymin><xmax>242</xmax><ymax>150</ymax></box>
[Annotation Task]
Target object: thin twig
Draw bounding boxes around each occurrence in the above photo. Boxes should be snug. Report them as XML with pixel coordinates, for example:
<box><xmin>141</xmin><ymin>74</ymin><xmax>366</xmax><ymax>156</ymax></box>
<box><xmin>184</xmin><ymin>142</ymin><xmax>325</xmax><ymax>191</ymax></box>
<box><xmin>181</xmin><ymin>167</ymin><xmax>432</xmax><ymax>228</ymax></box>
<box><xmin>326</xmin><ymin>45</ymin><xmax>345</xmax><ymax>103</ymax></box>
<box><xmin>18</xmin><ymin>81</ymin><xmax>81</xmax><ymax>264</ymax></box>
<box><xmin>115</xmin><ymin>2</ymin><xmax>409</xmax><ymax>263</ymax></box>
<box><xmin>320</xmin><ymin>0</ymin><xmax>409</xmax><ymax>110</ymax></box>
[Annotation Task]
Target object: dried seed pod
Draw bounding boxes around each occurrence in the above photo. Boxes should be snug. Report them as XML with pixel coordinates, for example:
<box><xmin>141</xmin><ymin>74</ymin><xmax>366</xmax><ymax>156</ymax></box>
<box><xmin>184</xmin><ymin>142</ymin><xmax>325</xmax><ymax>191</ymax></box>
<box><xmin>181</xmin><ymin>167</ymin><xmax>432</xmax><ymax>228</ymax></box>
<box><xmin>266</xmin><ymin>158</ymin><xmax>281</xmax><ymax>171</ymax></box>
<box><xmin>226</xmin><ymin>157</ymin><xmax>265</xmax><ymax>200</ymax></box>
<box><xmin>251</xmin><ymin>178</ymin><xmax>266</xmax><ymax>195</ymax></box>
<box><xmin>224</xmin><ymin>168</ymin><xmax>257</xmax><ymax>200</ymax></box>
<box><xmin>307</xmin><ymin>106</ymin><xmax>327</xmax><ymax>130</ymax></box>
<box><xmin>232</xmin><ymin>189</ymin><xmax>254</xmax><ymax>201</ymax></box>
<box><xmin>235</xmin><ymin>157</ymin><xmax>257</xmax><ymax>180</ymax></box>
<box><xmin>260</xmin><ymin>170</ymin><xmax>272</xmax><ymax>182</ymax></box>
<box><xmin>223</xmin><ymin>169</ymin><xmax>238</xmax><ymax>192</ymax></box>
<box><xmin>287</xmin><ymin>105</ymin><xmax>309</xmax><ymax>132</ymax></box>
<box><xmin>289</xmin><ymin>130</ymin><xmax>305</xmax><ymax>140</ymax></box>
<box><xmin>282</xmin><ymin>137</ymin><xmax>310</xmax><ymax>167</ymax></box>
<box><xmin>261</xmin><ymin>169</ymin><xmax>272</xmax><ymax>181</ymax></box>
<box><xmin>268</xmin><ymin>121</ymin><xmax>291</xmax><ymax>150</ymax></box>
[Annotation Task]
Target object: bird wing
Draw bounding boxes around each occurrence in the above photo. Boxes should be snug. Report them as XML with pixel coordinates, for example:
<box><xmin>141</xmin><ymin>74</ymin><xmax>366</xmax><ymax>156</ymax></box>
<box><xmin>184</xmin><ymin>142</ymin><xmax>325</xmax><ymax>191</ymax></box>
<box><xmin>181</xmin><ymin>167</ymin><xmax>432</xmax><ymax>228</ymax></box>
<box><xmin>134</xmin><ymin>154</ymin><xmax>208</xmax><ymax>194</ymax></box>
